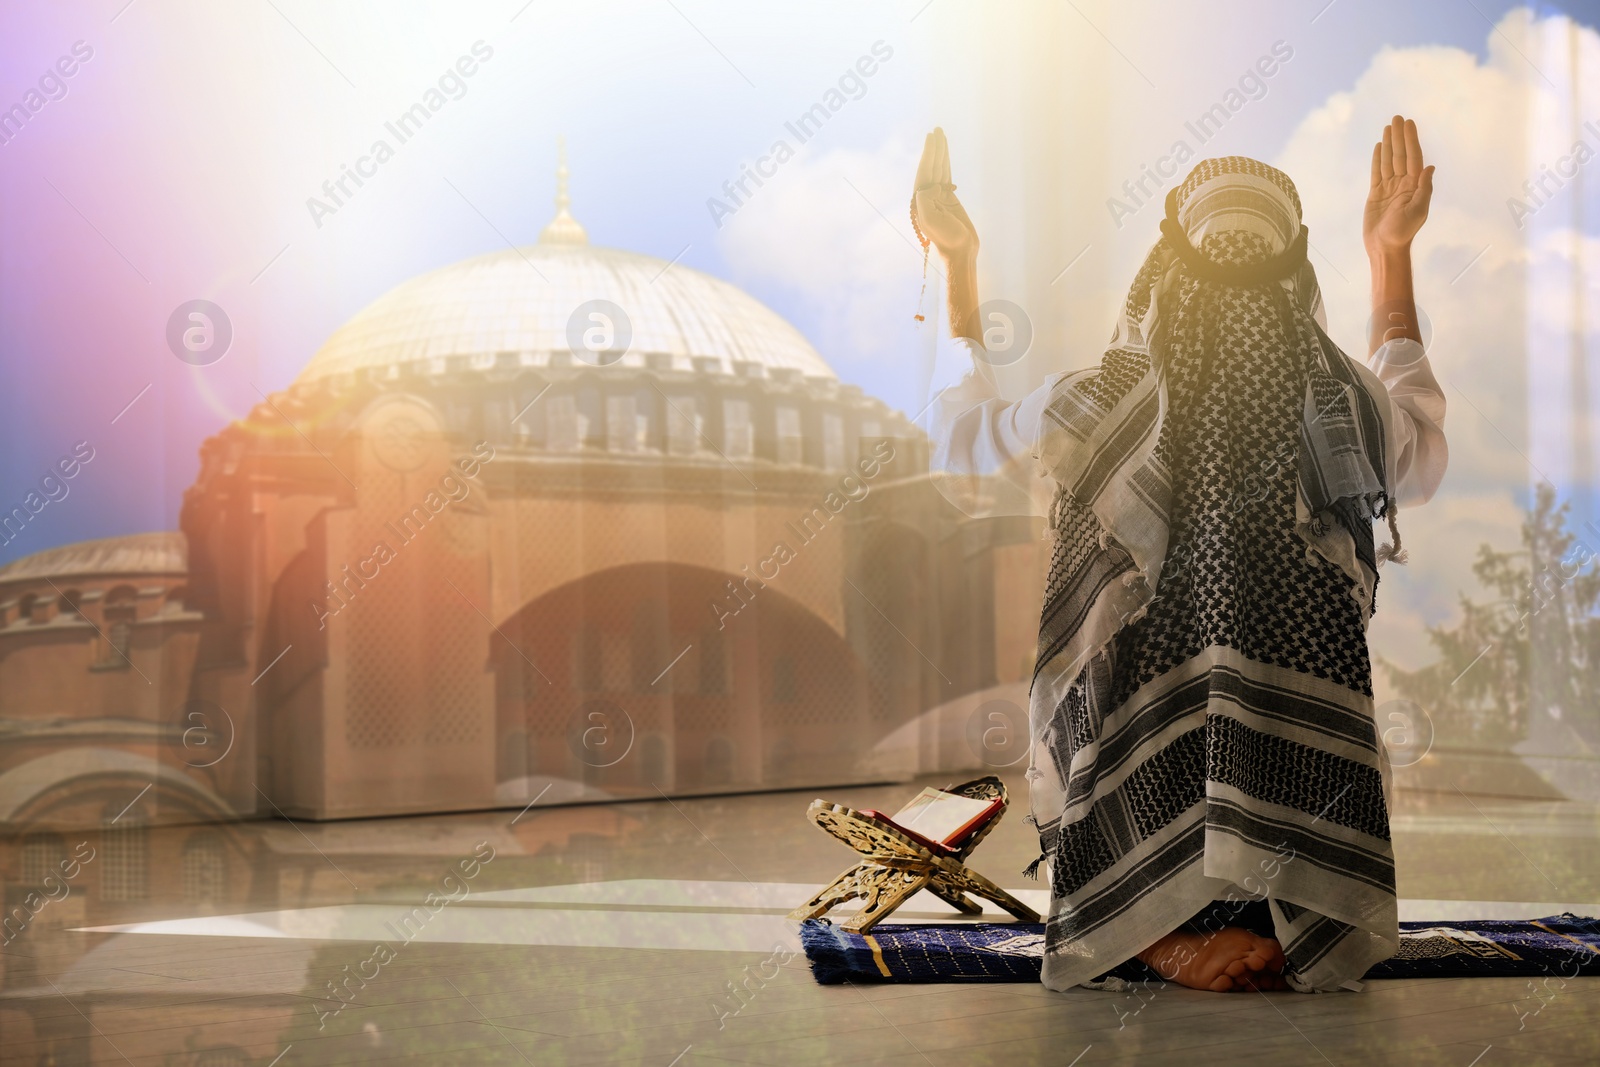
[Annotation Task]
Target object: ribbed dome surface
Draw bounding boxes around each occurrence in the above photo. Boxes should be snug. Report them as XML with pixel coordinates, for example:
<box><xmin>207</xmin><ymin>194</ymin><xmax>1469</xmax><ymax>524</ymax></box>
<box><xmin>296</xmin><ymin>243</ymin><xmax>836</xmax><ymax>384</ymax></box>
<box><xmin>0</xmin><ymin>532</ymin><xmax>186</xmax><ymax>582</ymax></box>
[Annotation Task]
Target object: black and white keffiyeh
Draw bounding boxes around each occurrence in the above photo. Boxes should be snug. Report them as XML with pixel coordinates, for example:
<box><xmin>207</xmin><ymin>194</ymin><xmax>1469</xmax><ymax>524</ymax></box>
<box><xmin>1027</xmin><ymin>157</ymin><xmax>1405</xmax><ymax>993</ymax></box>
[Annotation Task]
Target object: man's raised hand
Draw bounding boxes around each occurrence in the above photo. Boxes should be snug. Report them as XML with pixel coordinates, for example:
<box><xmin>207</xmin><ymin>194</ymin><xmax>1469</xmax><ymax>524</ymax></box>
<box><xmin>1364</xmin><ymin>115</ymin><xmax>1434</xmax><ymax>258</ymax></box>
<box><xmin>914</xmin><ymin>127</ymin><xmax>979</xmax><ymax>263</ymax></box>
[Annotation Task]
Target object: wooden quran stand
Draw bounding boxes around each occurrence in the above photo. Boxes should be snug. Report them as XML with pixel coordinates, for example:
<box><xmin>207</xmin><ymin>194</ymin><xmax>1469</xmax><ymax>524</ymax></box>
<box><xmin>788</xmin><ymin>775</ymin><xmax>1042</xmax><ymax>934</ymax></box>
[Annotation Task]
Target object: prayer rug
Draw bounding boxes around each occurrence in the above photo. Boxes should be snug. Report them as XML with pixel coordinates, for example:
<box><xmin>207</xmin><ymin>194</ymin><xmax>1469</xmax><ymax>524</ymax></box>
<box><xmin>799</xmin><ymin>914</ymin><xmax>1600</xmax><ymax>985</ymax></box>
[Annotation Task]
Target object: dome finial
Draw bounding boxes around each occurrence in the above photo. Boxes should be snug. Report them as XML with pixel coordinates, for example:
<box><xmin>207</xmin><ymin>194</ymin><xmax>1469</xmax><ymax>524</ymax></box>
<box><xmin>555</xmin><ymin>135</ymin><xmax>571</xmax><ymax>212</ymax></box>
<box><xmin>540</xmin><ymin>135</ymin><xmax>588</xmax><ymax>246</ymax></box>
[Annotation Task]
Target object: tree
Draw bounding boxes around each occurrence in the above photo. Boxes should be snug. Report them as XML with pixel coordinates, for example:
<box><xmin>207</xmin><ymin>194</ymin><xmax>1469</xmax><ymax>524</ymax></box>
<box><xmin>1380</xmin><ymin>483</ymin><xmax>1600</xmax><ymax>748</ymax></box>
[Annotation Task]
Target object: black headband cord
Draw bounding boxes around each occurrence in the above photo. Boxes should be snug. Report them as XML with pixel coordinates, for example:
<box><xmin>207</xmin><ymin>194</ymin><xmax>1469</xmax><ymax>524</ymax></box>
<box><xmin>1159</xmin><ymin>185</ymin><xmax>1308</xmax><ymax>286</ymax></box>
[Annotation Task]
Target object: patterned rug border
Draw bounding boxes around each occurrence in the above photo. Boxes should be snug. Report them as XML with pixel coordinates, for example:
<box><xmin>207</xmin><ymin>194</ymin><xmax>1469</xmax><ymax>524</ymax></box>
<box><xmin>800</xmin><ymin>914</ymin><xmax>1600</xmax><ymax>985</ymax></box>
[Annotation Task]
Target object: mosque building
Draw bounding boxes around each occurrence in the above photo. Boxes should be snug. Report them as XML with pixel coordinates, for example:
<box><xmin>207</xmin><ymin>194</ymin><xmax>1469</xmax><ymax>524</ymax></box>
<box><xmin>0</xmin><ymin>162</ymin><xmax>1049</xmax><ymax>838</ymax></box>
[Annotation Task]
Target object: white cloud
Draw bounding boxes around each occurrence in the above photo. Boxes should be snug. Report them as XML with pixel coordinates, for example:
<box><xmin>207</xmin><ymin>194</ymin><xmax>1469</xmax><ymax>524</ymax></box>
<box><xmin>715</xmin><ymin>139</ymin><xmax>933</xmax><ymax>409</ymax></box>
<box><xmin>1276</xmin><ymin>7</ymin><xmax>1600</xmax><ymax>665</ymax></box>
<box><xmin>722</xmin><ymin>7</ymin><xmax>1600</xmax><ymax>681</ymax></box>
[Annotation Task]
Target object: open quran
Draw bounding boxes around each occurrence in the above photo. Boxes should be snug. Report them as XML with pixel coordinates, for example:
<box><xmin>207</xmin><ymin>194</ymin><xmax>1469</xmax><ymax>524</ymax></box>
<box><xmin>790</xmin><ymin>775</ymin><xmax>1039</xmax><ymax>933</ymax></box>
<box><xmin>860</xmin><ymin>787</ymin><xmax>1006</xmax><ymax>854</ymax></box>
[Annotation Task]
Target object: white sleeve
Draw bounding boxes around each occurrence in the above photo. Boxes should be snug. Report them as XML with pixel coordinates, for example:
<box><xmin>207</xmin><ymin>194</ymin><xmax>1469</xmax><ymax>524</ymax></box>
<box><xmin>1368</xmin><ymin>337</ymin><xmax>1448</xmax><ymax>507</ymax></box>
<box><xmin>924</xmin><ymin>334</ymin><xmax>1066</xmax><ymax>518</ymax></box>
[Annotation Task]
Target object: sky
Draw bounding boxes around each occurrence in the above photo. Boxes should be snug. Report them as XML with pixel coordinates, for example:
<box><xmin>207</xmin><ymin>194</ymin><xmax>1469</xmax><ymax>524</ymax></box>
<box><xmin>3</xmin><ymin>0</ymin><xmax>1600</xmax><ymax>674</ymax></box>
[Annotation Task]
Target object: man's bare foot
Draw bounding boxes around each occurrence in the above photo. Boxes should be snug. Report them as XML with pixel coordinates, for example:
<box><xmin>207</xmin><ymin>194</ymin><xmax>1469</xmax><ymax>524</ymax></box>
<box><xmin>1135</xmin><ymin>928</ymin><xmax>1289</xmax><ymax>991</ymax></box>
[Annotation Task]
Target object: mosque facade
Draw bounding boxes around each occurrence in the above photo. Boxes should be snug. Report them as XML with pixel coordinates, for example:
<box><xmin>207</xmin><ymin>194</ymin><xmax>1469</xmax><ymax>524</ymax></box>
<box><xmin>0</xmin><ymin>177</ymin><xmax>1049</xmax><ymax>833</ymax></box>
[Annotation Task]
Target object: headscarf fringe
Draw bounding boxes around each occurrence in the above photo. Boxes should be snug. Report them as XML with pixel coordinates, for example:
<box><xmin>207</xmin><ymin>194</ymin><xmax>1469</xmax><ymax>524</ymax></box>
<box><xmin>1377</xmin><ymin>506</ymin><xmax>1408</xmax><ymax>565</ymax></box>
<box><xmin>1048</xmin><ymin>485</ymin><xmax>1070</xmax><ymax>533</ymax></box>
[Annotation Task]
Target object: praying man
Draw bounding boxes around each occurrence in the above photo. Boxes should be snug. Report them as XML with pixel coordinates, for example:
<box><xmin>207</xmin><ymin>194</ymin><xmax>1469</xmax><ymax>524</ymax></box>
<box><xmin>919</xmin><ymin>118</ymin><xmax>1447</xmax><ymax>992</ymax></box>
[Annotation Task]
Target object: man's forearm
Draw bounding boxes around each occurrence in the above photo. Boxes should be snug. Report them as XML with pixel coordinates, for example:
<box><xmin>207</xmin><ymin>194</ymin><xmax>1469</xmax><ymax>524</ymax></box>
<box><xmin>946</xmin><ymin>252</ymin><xmax>981</xmax><ymax>343</ymax></box>
<box><xmin>1368</xmin><ymin>246</ymin><xmax>1420</xmax><ymax>356</ymax></box>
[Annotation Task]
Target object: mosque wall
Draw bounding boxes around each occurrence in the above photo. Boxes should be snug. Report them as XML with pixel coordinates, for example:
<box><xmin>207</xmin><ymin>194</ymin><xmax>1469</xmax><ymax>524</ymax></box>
<box><xmin>0</xmin><ymin>232</ymin><xmax>1051</xmax><ymax>829</ymax></box>
<box><xmin>991</xmin><ymin>537</ymin><xmax>1050</xmax><ymax>685</ymax></box>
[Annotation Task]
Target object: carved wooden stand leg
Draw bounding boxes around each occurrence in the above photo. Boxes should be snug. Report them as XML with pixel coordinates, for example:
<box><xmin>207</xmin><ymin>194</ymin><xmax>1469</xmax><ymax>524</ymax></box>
<box><xmin>788</xmin><ymin>863</ymin><xmax>873</xmax><ymax>922</ymax></box>
<box><xmin>932</xmin><ymin>863</ymin><xmax>1041</xmax><ymax>923</ymax></box>
<box><xmin>839</xmin><ymin>866</ymin><xmax>933</xmax><ymax>934</ymax></box>
<box><xmin>924</xmin><ymin>873</ymin><xmax>984</xmax><ymax>916</ymax></box>
<box><xmin>792</xmin><ymin>781</ymin><xmax>1033</xmax><ymax>932</ymax></box>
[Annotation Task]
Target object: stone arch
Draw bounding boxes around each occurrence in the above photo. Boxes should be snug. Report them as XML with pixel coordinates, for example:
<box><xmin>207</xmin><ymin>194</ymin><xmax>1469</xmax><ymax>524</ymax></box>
<box><xmin>0</xmin><ymin>749</ymin><xmax>238</xmax><ymax>832</ymax></box>
<box><xmin>490</xmin><ymin>561</ymin><xmax>872</xmax><ymax>797</ymax></box>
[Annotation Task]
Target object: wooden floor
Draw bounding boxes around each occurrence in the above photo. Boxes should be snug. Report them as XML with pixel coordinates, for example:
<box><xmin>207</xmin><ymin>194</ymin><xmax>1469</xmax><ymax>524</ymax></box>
<box><xmin>2</xmin><ymin>773</ymin><xmax>1597</xmax><ymax>1065</ymax></box>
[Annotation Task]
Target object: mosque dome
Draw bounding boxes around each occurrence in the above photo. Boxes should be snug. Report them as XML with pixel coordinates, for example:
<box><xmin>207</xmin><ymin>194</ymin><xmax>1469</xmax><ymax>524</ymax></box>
<box><xmin>295</xmin><ymin>245</ymin><xmax>836</xmax><ymax>386</ymax></box>
<box><xmin>296</xmin><ymin>146</ymin><xmax>834</xmax><ymax>388</ymax></box>
<box><xmin>214</xmin><ymin>143</ymin><xmax>910</xmax><ymax>486</ymax></box>
<box><xmin>0</xmin><ymin>532</ymin><xmax>186</xmax><ymax>584</ymax></box>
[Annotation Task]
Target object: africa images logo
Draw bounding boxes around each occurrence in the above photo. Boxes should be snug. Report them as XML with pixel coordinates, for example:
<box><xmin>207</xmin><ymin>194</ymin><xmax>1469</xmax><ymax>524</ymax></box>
<box><xmin>166</xmin><ymin>300</ymin><xmax>233</xmax><ymax>366</ymax></box>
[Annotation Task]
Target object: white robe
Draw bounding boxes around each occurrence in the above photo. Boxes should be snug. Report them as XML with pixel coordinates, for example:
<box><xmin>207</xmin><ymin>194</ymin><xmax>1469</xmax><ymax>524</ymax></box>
<box><xmin>927</xmin><ymin>334</ymin><xmax>1446</xmax><ymax>514</ymax></box>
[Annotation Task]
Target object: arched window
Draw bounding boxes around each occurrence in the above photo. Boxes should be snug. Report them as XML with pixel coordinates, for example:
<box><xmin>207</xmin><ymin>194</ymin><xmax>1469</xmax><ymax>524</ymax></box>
<box><xmin>722</xmin><ymin>399</ymin><xmax>753</xmax><ymax>458</ymax></box>
<box><xmin>101</xmin><ymin>799</ymin><xmax>148</xmax><ymax>902</ymax></box>
<box><xmin>822</xmin><ymin>412</ymin><xmax>845</xmax><ymax>470</ymax></box>
<box><xmin>606</xmin><ymin>394</ymin><xmax>642</xmax><ymax>453</ymax></box>
<box><xmin>19</xmin><ymin>832</ymin><xmax>65</xmax><ymax>884</ymax></box>
<box><xmin>546</xmin><ymin>394</ymin><xmax>582</xmax><ymax>451</ymax></box>
<box><xmin>775</xmin><ymin>406</ymin><xmax>803</xmax><ymax>465</ymax></box>
<box><xmin>181</xmin><ymin>831</ymin><xmax>227</xmax><ymax>906</ymax></box>
<box><xmin>58</xmin><ymin>588</ymin><xmax>82</xmax><ymax>617</ymax></box>
<box><xmin>17</xmin><ymin>593</ymin><xmax>36</xmax><ymax>624</ymax></box>
<box><xmin>665</xmin><ymin>395</ymin><xmax>700</xmax><ymax>456</ymax></box>
<box><xmin>108</xmin><ymin>621</ymin><xmax>133</xmax><ymax>660</ymax></box>
<box><xmin>95</xmin><ymin>585</ymin><xmax>138</xmax><ymax>669</ymax></box>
